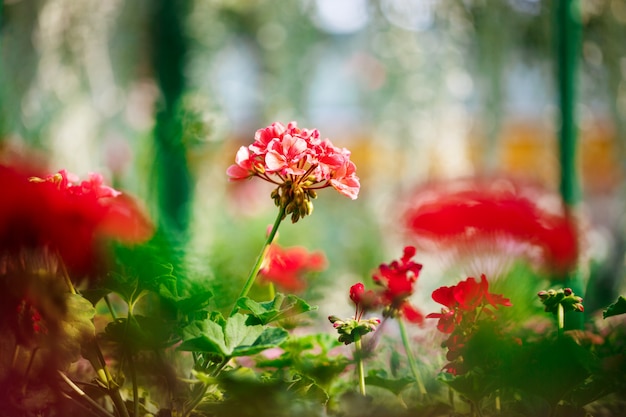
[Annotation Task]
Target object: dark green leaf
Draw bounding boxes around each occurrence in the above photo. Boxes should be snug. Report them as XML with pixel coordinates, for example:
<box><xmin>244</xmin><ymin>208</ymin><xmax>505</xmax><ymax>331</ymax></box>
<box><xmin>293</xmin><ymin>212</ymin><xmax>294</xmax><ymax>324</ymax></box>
<box><xmin>603</xmin><ymin>296</ymin><xmax>626</xmax><ymax>319</ymax></box>
<box><xmin>365</xmin><ymin>369</ymin><xmax>414</xmax><ymax>395</ymax></box>
<box><xmin>232</xmin><ymin>327</ymin><xmax>289</xmax><ymax>357</ymax></box>
<box><xmin>103</xmin><ymin>315</ymin><xmax>178</xmax><ymax>352</ymax></box>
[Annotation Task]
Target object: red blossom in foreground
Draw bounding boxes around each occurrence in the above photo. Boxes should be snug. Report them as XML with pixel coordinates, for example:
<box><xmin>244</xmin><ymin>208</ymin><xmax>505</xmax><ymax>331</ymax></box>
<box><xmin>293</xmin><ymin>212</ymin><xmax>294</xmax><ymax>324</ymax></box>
<box><xmin>258</xmin><ymin>243</ymin><xmax>327</xmax><ymax>292</ymax></box>
<box><xmin>0</xmin><ymin>164</ymin><xmax>153</xmax><ymax>273</ymax></box>
<box><xmin>426</xmin><ymin>274</ymin><xmax>512</xmax><ymax>334</ymax></box>
<box><xmin>227</xmin><ymin>121</ymin><xmax>360</xmax><ymax>222</ymax></box>
<box><xmin>372</xmin><ymin>246</ymin><xmax>424</xmax><ymax>324</ymax></box>
<box><xmin>427</xmin><ymin>274</ymin><xmax>512</xmax><ymax>375</ymax></box>
<box><xmin>403</xmin><ymin>178</ymin><xmax>579</xmax><ymax>274</ymax></box>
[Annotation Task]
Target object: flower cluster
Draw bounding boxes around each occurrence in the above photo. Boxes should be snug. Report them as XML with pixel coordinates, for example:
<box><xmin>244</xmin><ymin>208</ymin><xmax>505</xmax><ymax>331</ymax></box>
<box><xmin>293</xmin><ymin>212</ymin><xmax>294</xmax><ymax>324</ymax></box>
<box><xmin>259</xmin><ymin>243</ymin><xmax>327</xmax><ymax>292</ymax></box>
<box><xmin>328</xmin><ymin>315</ymin><xmax>380</xmax><ymax>345</ymax></box>
<box><xmin>329</xmin><ymin>283</ymin><xmax>381</xmax><ymax>345</ymax></box>
<box><xmin>227</xmin><ymin>121</ymin><xmax>360</xmax><ymax>222</ymax></box>
<box><xmin>538</xmin><ymin>287</ymin><xmax>584</xmax><ymax>314</ymax></box>
<box><xmin>427</xmin><ymin>275</ymin><xmax>512</xmax><ymax>374</ymax></box>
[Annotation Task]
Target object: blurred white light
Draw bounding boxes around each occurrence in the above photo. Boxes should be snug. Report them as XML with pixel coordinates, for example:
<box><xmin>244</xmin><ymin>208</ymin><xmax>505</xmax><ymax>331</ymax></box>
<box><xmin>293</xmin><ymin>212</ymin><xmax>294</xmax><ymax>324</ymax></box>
<box><xmin>381</xmin><ymin>0</ymin><xmax>436</xmax><ymax>32</ymax></box>
<box><xmin>312</xmin><ymin>0</ymin><xmax>370</xmax><ymax>34</ymax></box>
<box><xmin>508</xmin><ymin>0</ymin><xmax>541</xmax><ymax>15</ymax></box>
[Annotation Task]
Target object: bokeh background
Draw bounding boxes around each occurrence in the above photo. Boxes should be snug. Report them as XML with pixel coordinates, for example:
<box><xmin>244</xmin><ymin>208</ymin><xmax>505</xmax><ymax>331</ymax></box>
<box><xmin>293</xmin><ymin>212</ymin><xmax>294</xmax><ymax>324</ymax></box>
<box><xmin>1</xmin><ymin>0</ymin><xmax>625</xmax><ymax>319</ymax></box>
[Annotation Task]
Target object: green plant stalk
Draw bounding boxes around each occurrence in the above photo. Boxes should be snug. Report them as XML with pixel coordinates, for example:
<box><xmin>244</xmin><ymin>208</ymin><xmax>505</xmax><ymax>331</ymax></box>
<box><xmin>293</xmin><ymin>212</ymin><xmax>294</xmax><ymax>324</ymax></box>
<box><xmin>557</xmin><ymin>303</ymin><xmax>565</xmax><ymax>337</ymax></box>
<box><xmin>268</xmin><ymin>282</ymin><xmax>276</xmax><ymax>300</ymax></box>
<box><xmin>58</xmin><ymin>371</ymin><xmax>116</xmax><ymax>417</ymax></box>
<box><xmin>354</xmin><ymin>334</ymin><xmax>366</xmax><ymax>396</ymax></box>
<box><xmin>127</xmin><ymin>313</ymin><xmax>139</xmax><ymax>417</ymax></box>
<box><xmin>230</xmin><ymin>205</ymin><xmax>286</xmax><ymax>316</ymax></box>
<box><xmin>398</xmin><ymin>318</ymin><xmax>427</xmax><ymax>396</ymax></box>
<box><xmin>183</xmin><ymin>357</ymin><xmax>230</xmax><ymax>417</ymax></box>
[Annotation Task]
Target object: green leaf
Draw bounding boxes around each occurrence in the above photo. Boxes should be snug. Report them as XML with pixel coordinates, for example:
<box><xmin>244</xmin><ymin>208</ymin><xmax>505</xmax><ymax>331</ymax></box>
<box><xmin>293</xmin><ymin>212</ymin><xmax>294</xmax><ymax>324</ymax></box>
<box><xmin>178</xmin><ymin>290</ymin><xmax>212</xmax><ymax>312</ymax></box>
<box><xmin>237</xmin><ymin>293</ymin><xmax>317</xmax><ymax>325</ymax></box>
<box><xmin>287</xmin><ymin>374</ymin><xmax>329</xmax><ymax>405</ymax></box>
<box><xmin>179</xmin><ymin>318</ymin><xmax>228</xmax><ymax>356</ymax></box>
<box><xmin>603</xmin><ymin>296</ymin><xmax>626</xmax><ymax>319</ymax></box>
<box><xmin>224</xmin><ymin>313</ymin><xmax>264</xmax><ymax>354</ymax></box>
<box><xmin>59</xmin><ymin>294</ymin><xmax>97</xmax><ymax>362</ymax></box>
<box><xmin>365</xmin><ymin>369</ymin><xmax>414</xmax><ymax>396</ymax></box>
<box><xmin>103</xmin><ymin>315</ymin><xmax>178</xmax><ymax>352</ymax></box>
<box><xmin>178</xmin><ymin>313</ymin><xmax>287</xmax><ymax>358</ymax></box>
<box><xmin>232</xmin><ymin>327</ymin><xmax>289</xmax><ymax>357</ymax></box>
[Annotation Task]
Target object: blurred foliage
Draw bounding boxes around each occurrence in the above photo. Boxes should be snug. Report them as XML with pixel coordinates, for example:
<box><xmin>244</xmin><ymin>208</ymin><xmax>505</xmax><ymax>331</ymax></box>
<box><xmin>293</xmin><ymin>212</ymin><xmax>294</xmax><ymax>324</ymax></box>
<box><xmin>1</xmin><ymin>2</ymin><xmax>626</xmax><ymax>414</ymax></box>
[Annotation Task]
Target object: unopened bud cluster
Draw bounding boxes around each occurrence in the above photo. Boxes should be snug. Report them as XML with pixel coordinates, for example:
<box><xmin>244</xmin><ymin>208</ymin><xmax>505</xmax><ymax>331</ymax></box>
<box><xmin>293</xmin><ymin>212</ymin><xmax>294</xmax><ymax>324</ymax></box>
<box><xmin>272</xmin><ymin>180</ymin><xmax>317</xmax><ymax>223</ymax></box>
<box><xmin>538</xmin><ymin>288</ymin><xmax>584</xmax><ymax>314</ymax></box>
<box><xmin>328</xmin><ymin>315</ymin><xmax>380</xmax><ymax>345</ymax></box>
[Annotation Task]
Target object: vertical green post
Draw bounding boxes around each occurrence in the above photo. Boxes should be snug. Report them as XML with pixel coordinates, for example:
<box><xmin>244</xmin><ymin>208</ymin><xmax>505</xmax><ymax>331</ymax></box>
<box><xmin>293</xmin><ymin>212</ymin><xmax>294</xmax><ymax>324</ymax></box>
<box><xmin>151</xmin><ymin>0</ymin><xmax>192</xmax><ymax>235</ymax></box>
<box><xmin>555</xmin><ymin>0</ymin><xmax>583</xmax><ymax>329</ymax></box>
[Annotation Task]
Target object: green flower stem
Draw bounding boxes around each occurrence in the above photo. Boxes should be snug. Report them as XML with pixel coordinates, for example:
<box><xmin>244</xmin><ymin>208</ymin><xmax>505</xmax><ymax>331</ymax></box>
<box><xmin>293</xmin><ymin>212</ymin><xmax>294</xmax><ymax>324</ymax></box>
<box><xmin>557</xmin><ymin>303</ymin><xmax>565</xmax><ymax>337</ymax></box>
<box><xmin>230</xmin><ymin>205</ymin><xmax>286</xmax><ymax>316</ymax></box>
<box><xmin>268</xmin><ymin>282</ymin><xmax>276</xmax><ymax>300</ymax></box>
<box><xmin>354</xmin><ymin>334</ymin><xmax>367</xmax><ymax>396</ymax></box>
<box><xmin>398</xmin><ymin>318</ymin><xmax>427</xmax><ymax>397</ymax></box>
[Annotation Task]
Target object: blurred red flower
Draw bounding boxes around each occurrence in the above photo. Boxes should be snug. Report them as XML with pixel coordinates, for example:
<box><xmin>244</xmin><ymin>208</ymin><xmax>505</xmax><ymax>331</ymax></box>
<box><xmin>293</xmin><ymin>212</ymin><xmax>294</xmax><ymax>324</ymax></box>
<box><xmin>259</xmin><ymin>243</ymin><xmax>327</xmax><ymax>292</ymax></box>
<box><xmin>0</xmin><ymin>164</ymin><xmax>153</xmax><ymax>274</ymax></box>
<box><xmin>403</xmin><ymin>177</ymin><xmax>579</xmax><ymax>274</ymax></box>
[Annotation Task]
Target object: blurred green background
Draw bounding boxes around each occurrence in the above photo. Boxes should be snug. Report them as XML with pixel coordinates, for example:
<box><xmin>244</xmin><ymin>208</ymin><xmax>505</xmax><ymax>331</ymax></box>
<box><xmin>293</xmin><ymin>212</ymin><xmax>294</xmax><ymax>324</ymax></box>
<box><xmin>1</xmin><ymin>0</ymin><xmax>625</xmax><ymax>318</ymax></box>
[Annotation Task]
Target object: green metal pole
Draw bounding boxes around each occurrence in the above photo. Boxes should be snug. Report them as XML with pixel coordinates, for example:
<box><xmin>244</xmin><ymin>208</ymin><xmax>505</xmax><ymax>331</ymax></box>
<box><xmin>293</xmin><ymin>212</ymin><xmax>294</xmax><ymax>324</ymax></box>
<box><xmin>151</xmin><ymin>0</ymin><xmax>192</xmax><ymax>235</ymax></box>
<box><xmin>555</xmin><ymin>0</ymin><xmax>583</xmax><ymax>329</ymax></box>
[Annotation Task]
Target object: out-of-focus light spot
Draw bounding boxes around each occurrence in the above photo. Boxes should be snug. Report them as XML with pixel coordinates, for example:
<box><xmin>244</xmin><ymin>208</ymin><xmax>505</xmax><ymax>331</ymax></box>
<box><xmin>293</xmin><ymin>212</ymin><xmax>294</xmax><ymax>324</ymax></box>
<box><xmin>508</xmin><ymin>0</ymin><xmax>541</xmax><ymax>15</ymax></box>
<box><xmin>611</xmin><ymin>0</ymin><xmax>626</xmax><ymax>23</ymax></box>
<box><xmin>347</xmin><ymin>52</ymin><xmax>386</xmax><ymax>90</ymax></box>
<box><xmin>124</xmin><ymin>80</ymin><xmax>158</xmax><ymax>130</ymax></box>
<box><xmin>381</xmin><ymin>0</ymin><xmax>436</xmax><ymax>32</ymax></box>
<box><xmin>446</xmin><ymin>69</ymin><xmax>473</xmax><ymax>100</ymax></box>
<box><xmin>312</xmin><ymin>0</ymin><xmax>370</xmax><ymax>34</ymax></box>
<box><xmin>583</xmin><ymin>41</ymin><xmax>603</xmax><ymax>68</ymax></box>
<box><xmin>257</xmin><ymin>22</ymin><xmax>287</xmax><ymax>50</ymax></box>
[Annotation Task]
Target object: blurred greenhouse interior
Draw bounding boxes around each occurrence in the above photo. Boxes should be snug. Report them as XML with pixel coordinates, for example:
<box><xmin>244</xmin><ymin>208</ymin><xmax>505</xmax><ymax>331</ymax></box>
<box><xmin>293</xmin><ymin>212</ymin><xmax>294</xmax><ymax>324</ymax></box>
<box><xmin>1</xmin><ymin>0</ymin><xmax>625</xmax><ymax>317</ymax></box>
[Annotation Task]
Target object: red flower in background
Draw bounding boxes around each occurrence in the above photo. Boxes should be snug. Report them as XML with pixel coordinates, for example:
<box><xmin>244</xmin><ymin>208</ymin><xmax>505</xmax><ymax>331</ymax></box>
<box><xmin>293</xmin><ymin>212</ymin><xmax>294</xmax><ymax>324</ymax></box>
<box><xmin>259</xmin><ymin>243</ymin><xmax>327</xmax><ymax>292</ymax></box>
<box><xmin>0</xmin><ymin>164</ymin><xmax>153</xmax><ymax>274</ymax></box>
<box><xmin>372</xmin><ymin>246</ymin><xmax>424</xmax><ymax>324</ymax></box>
<box><xmin>402</xmin><ymin>177</ymin><xmax>579</xmax><ymax>274</ymax></box>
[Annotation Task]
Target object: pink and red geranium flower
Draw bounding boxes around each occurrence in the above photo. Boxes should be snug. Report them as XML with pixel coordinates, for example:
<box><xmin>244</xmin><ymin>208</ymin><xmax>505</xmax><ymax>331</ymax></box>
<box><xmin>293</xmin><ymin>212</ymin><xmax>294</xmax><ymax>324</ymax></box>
<box><xmin>227</xmin><ymin>121</ymin><xmax>360</xmax><ymax>200</ymax></box>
